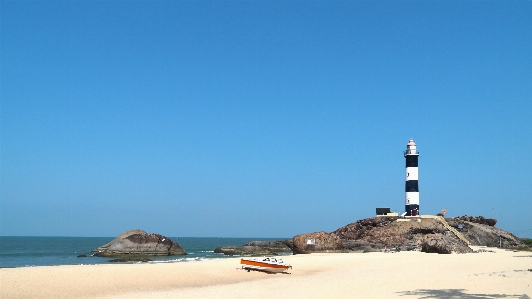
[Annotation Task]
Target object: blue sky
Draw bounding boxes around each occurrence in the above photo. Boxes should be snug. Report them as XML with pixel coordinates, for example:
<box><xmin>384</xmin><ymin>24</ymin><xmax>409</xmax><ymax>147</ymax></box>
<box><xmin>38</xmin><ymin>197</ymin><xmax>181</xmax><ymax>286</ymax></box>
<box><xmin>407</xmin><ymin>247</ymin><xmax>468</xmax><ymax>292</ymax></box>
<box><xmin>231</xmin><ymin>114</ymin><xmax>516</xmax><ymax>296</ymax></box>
<box><xmin>1</xmin><ymin>1</ymin><xmax>531</xmax><ymax>238</ymax></box>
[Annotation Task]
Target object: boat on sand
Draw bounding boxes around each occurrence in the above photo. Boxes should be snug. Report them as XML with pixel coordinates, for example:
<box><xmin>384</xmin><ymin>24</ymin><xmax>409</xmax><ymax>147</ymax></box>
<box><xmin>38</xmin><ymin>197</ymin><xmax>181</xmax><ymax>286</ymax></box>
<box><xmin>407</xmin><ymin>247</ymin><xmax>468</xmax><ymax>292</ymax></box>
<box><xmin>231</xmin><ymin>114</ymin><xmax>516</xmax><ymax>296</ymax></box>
<box><xmin>240</xmin><ymin>257</ymin><xmax>292</xmax><ymax>273</ymax></box>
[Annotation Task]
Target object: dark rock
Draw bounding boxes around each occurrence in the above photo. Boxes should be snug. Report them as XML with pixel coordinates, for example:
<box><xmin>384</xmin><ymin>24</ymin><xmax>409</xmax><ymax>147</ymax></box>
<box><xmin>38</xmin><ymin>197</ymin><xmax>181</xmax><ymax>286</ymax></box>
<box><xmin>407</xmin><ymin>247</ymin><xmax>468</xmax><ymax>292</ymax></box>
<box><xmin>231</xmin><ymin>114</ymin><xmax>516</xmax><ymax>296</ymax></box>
<box><xmin>77</xmin><ymin>254</ymin><xmax>87</xmax><ymax>258</ymax></box>
<box><xmin>342</xmin><ymin>240</ymin><xmax>384</xmax><ymax>252</ymax></box>
<box><xmin>242</xmin><ymin>240</ymin><xmax>293</xmax><ymax>252</ymax></box>
<box><xmin>213</xmin><ymin>245</ymin><xmax>273</xmax><ymax>256</ymax></box>
<box><xmin>333</xmin><ymin>217</ymin><xmax>399</xmax><ymax>240</ymax></box>
<box><xmin>292</xmin><ymin>232</ymin><xmax>344</xmax><ymax>254</ymax></box>
<box><xmin>108</xmin><ymin>257</ymin><xmax>152</xmax><ymax>263</ymax></box>
<box><xmin>92</xmin><ymin>229</ymin><xmax>186</xmax><ymax>257</ymax></box>
<box><xmin>452</xmin><ymin>215</ymin><xmax>497</xmax><ymax>226</ymax></box>
<box><xmin>421</xmin><ymin>233</ymin><xmax>473</xmax><ymax>254</ymax></box>
<box><xmin>329</xmin><ymin>215</ymin><xmax>522</xmax><ymax>254</ymax></box>
<box><xmin>332</xmin><ymin>217</ymin><xmax>472</xmax><ymax>254</ymax></box>
<box><xmin>447</xmin><ymin>218</ymin><xmax>523</xmax><ymax>247</ymax></box>
<box><xmin>214</xmin><ymin>246</ymin><xmax>241</xmax><ymax>255</ymax></box>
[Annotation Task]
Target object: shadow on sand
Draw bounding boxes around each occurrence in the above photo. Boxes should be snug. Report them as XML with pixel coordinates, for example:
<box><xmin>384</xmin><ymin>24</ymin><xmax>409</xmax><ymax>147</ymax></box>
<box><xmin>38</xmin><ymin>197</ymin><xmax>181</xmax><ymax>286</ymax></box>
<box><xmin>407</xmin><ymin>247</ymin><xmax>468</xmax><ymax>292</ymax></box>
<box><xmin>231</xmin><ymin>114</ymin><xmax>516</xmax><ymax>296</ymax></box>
<box><xmin>396</xmin><ymin>289</ymin><xmax>529</xmax><ymax>299</ymax></box>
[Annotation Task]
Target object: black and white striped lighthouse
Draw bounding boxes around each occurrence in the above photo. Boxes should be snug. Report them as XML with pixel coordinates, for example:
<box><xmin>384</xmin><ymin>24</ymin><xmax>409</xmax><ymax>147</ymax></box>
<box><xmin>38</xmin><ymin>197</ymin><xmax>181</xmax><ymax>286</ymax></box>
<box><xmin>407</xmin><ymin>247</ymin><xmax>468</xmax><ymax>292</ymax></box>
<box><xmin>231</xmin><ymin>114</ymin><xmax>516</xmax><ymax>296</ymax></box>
<box><xmin>404</xmin><ymin>139</ymin><xmax>419</xmax><ymax>216</ymax></box>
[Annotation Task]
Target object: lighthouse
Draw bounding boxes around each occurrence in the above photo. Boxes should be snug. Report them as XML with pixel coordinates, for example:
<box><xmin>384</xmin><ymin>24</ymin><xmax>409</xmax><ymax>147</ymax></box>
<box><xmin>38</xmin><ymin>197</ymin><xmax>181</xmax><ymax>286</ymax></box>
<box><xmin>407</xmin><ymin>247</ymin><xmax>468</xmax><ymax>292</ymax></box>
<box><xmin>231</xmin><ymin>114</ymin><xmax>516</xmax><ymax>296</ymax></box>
<box><xmin>404</xmin><ymin>139</ymin><xmax>419</xmax><ymax>216</ymax></box>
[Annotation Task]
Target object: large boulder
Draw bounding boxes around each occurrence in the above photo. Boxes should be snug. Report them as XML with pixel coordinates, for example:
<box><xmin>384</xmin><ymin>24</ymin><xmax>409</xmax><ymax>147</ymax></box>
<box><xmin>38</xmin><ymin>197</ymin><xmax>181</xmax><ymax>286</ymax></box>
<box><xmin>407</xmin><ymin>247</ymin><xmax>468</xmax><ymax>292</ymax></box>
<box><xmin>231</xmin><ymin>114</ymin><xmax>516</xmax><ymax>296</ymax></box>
<box><xmin>292</xmin><ymin>232</ymin><xmax>344</xmax><ymax>254</ymax></box>
<box><xmin>92</xmin><ymin>229</ymin><xmax>186</xmax><ymax>257</ymax></box>
<box><xmin>421</xmin><ymin>233</ymin><xmax>473</xmax><ymax>254</ymax></box>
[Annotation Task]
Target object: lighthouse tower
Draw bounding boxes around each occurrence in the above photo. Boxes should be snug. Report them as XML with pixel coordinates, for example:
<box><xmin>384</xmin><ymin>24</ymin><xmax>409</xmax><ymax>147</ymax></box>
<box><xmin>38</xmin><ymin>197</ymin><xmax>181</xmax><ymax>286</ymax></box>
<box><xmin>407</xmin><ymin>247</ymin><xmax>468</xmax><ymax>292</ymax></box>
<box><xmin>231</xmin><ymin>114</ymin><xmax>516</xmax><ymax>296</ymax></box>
<box><xmin>404</xmin><ymin>139</ymin><xmax>419</xmax><ymax>216</ymax></box>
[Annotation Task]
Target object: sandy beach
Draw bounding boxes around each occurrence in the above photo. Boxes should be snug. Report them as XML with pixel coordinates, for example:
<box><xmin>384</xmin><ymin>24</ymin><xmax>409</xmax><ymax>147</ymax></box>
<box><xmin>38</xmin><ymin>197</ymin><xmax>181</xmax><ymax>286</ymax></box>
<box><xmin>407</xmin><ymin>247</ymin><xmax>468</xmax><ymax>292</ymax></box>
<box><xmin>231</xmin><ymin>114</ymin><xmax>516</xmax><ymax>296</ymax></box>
<box><xmin>1</xmin><ymin>246</ymin><xmax>530</xmax><ymax>299</ymax></box>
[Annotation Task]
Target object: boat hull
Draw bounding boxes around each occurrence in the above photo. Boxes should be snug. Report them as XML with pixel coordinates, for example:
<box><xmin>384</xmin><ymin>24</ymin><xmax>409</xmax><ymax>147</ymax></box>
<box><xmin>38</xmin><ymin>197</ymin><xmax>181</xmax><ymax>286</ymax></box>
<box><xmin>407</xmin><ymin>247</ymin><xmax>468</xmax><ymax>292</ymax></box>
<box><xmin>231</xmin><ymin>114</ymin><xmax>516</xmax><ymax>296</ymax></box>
<box><xmin>240</xmin><ymin>258</ymin><xmax>291</xmax><ymax>273</ymax></box>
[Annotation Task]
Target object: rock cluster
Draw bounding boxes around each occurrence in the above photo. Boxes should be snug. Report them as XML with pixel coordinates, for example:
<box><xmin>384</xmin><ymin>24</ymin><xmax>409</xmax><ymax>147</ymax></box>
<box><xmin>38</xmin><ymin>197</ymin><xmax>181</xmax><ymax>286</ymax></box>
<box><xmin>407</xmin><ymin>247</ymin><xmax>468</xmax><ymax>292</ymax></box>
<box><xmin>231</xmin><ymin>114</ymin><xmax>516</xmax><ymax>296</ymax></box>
<box><xmin>452</xmin><ymin>215</ymin><xmax>497</xmax><ymax>226</ymax></box>
<box><xmin>243</xmin><ymin>240</ymin><xmax>293</xmax><ymax>252</ymax></box>
<box><xmin>214</xmin><ymin>246</ymin><xmax>272</xmax><ymax>256</ymax></box>
<box><xmin>332</xmin><ymin>217</ymin><xmax>472</xmax><ymax>254</ymax></box>
<box><xmin>92</xmin><ymin>229</ymin><xmax>186</xmax><ymax>257</ymax></box>
<box><xmin>214</xmin><ymin>240</ymin><xmax>293</xmax><ymax>256</ymax></box>
<box><xmin>447</xmin><ymin>217</ymin><xmax>522</xmax><ymax>247</ymax></box>
<box><xmin>211</xmin><ymin>215</ymin><xmax>522</xmax><ymax>256</ymax></box>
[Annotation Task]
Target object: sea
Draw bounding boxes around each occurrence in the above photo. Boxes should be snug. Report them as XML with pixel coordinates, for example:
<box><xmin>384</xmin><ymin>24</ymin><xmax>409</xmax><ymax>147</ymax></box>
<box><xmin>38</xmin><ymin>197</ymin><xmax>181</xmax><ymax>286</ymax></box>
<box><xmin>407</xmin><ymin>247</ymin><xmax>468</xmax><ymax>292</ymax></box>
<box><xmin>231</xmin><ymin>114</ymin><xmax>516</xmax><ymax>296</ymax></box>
<box><xmin>0</xmin><ymin>236</ymin><xmax>291</xmax><ymax>268</ymax></box>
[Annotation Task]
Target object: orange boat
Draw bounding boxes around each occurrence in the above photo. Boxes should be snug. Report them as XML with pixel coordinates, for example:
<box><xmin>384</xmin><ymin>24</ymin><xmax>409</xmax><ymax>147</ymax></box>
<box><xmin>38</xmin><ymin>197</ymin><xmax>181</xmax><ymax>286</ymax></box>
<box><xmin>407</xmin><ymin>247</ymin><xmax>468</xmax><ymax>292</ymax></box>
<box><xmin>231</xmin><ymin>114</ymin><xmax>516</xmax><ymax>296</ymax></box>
<box><xmin>240</xmin><ymin>257</ymin><xmax>292</xmax><ymax>273</ymax></box>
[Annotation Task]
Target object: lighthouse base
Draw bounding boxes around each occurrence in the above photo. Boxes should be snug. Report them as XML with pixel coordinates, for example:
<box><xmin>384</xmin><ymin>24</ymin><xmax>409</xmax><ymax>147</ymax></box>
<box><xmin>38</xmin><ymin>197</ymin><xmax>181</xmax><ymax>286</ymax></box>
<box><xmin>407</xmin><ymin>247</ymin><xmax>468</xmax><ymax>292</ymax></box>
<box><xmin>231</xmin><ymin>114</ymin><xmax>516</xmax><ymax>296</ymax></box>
<box><xmin>405</xmin><ymin>205</ymin><xmax>420</xmax><ymax>216</ymax></box>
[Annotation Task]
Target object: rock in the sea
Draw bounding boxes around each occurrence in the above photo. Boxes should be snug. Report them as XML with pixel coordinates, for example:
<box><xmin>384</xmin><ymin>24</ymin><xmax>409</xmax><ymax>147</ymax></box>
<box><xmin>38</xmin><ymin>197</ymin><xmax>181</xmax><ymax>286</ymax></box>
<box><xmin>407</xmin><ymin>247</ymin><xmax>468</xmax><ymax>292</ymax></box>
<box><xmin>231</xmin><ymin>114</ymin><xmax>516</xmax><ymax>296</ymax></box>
<box><xmin>108</xmin><ymin>257</ymin><xmax>152</xmax><ymax>263</ymax></box>
<box><xmin>213</xmin><ymin>245</ymin><xmax>273</xmax><ymax>256</ymax></box>
<box><xmin>92</xmin><ymin>229</ymin><xmax>186</xmax><ymax>257</ymax></box>
<box><xmin>292</xmin><ymin>232</ymin><xmax>344</xmax><ymax>254</ymax></box>
<box><xmin>242</xmin><ymin>240</ymin><xmax>293</xmax><ymax>252</ymax></box>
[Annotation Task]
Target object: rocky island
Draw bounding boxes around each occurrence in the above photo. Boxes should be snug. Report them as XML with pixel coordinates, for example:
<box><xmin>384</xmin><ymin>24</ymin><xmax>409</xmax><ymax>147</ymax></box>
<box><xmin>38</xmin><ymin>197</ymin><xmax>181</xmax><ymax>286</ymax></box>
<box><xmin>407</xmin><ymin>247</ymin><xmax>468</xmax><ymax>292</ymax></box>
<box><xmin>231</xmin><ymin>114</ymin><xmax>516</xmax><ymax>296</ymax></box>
<box><xmin>92</xmin><ymin>229</ymin><xmax>186</xmax><ymax>257</ymax></box>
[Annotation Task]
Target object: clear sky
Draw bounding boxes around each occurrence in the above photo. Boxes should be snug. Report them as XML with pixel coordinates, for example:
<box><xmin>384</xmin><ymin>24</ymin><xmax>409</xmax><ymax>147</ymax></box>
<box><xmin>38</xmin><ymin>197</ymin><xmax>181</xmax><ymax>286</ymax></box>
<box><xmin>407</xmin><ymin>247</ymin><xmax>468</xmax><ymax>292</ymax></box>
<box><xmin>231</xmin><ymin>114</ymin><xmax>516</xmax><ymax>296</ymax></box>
<box><xmin>1</xmin><ymin>1</ymin><xmax>531</xmax><ymax>238</ymax></box>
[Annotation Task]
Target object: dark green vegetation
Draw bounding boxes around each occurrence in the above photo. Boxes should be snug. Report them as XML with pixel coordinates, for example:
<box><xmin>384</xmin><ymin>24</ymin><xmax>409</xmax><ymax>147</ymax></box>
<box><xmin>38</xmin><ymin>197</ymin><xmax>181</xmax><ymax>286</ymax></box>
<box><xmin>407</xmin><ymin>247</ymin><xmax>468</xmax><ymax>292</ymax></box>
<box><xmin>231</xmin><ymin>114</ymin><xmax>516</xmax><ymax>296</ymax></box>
<box><xmin>521</xmin><ymin>238</ymin><xmax>532</xmax><ymax>246</ymax></box>
<box><xmin>516</xmin><ymin>238</ymin><xmax>532</xmax><ymax>252</ymax></box>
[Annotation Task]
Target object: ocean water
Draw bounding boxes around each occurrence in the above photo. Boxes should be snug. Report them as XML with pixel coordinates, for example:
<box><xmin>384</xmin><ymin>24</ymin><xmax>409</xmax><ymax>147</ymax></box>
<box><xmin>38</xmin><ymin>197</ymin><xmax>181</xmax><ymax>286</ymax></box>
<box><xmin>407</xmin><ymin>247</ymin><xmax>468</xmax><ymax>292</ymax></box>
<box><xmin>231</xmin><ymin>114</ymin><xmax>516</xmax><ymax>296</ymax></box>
<box><xmin>0</xmin><ymin>236</ymin><xmax>291</xmax><ymax>268</ymax></box>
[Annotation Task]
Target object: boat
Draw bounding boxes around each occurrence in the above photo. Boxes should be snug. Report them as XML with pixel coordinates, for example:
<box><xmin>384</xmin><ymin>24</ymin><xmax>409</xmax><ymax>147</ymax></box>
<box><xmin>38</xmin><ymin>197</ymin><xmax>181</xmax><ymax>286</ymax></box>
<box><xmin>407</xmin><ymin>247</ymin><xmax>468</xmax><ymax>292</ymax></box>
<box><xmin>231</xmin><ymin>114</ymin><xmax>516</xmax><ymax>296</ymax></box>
<box><xmin>240</xmin><ymin>257</ymin><xmax>292</xmax><ymax>273</ymax></box>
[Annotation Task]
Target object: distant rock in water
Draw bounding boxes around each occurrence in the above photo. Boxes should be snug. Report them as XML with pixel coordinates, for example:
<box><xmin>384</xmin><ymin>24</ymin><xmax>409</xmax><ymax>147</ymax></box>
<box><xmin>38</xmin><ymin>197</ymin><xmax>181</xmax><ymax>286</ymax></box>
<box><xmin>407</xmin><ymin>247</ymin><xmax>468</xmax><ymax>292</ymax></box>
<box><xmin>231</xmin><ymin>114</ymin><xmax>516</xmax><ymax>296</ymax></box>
<box><xmin>242</xmin><ymin>240</ymin><xmax>293</xmax><ymax>252</ymax></box>
<box><xmin>214</xmin><ymin>240</ymin><xmax>293</xmax><ymax>256</ymax></box>
<box><xmin>213</xmin><ymin>245</ymin><xmax>273</xmax><ymax>256</ymax></box>
<box><xmin>108</xmin><ymin>257</ymin><xmax>152</xmax><ymax>263</ymax></box>
<box><xmin>92</xmin><ymin>229</ymin><xmax>186</xmax><ymax>257</ymax></box>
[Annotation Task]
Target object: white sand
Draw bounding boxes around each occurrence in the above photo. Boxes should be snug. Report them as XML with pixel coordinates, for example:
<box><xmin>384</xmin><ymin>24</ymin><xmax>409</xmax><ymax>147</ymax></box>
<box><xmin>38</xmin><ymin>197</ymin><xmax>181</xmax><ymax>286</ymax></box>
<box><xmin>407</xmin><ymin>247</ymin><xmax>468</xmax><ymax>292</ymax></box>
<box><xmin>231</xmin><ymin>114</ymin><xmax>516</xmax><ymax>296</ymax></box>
<box><xmin>1</xmin><ymin>247</ymin><xmax>531</xmax><ymax>299</ymax></box>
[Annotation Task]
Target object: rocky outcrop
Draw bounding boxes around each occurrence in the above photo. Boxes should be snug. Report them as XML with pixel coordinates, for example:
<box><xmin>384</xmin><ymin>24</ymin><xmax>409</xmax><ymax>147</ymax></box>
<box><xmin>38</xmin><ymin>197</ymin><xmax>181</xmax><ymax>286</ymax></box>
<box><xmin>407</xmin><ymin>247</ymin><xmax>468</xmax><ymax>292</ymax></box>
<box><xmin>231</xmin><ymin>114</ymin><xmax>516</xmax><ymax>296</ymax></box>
<box><xmin>214</xmin><ymin>239</ymin><xmax>293</xmax><ymax>256</ymax></box>
<box><xmin>333</xmin><ymin>217</ymin><xmax>399</xmax><ymax>241</ymax></box>
<box><xmin>292</xmin><ymin>232</ymin><xmax>344</xmax><ymax>254</ymax></box>
<box><xmin>447</xmin><ymin>217</ymin><xmax>523</xmax><ymax>247</ymax></box>
<box><xmin>331</xmin><ymin>215</ymin><xmax>521</xmax><ymax>254</ymax></box>
<box><xmin>108</xmin><ymin>257</ymin><xmax>152</xmax><ymax>263</ymax></box>
<box><xmin>451</xmin><ymin>215</ymin><xmax>497</xmax><ymax>226</ymax></box>
<box><xmin>214</xmin><ymin>245</ymin><xmax>273</xmax><ymax>256</ymax></box>
<box><xmin>243</xmin><ymin>240</ymin><xmax>293</xmax><ymax>252</ymax></box>
<box><xmin>92</xmin><ymin>229</ymin><xmax>186</xmax><ymax>257</ymax></box>
<box><xmin>341</xmin><ymin>240</ymin><xmax>385</xmax><ymax>252</ymax></box>
<box><xmin>334</xmin><ymin>217</ymin><xmax>473</xmax><ymax>253</ymax></box>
